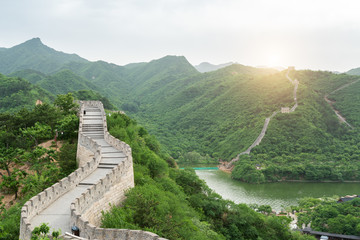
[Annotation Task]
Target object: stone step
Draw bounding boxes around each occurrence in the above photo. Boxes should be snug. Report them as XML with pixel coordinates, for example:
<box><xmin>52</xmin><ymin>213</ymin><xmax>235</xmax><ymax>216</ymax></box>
<box><xmin>83</xmin><ymin>135</ymin><xmax>104</xmax><ymax>139</ymax></box>
<box><xmin>83</xmin><ymin>112</ymin><xmax>102</xmax><ymax>116</ymax></box>
<box><xmin>98</xmin><ymin>166</ymin><xmax>115</xmax><ymax>169</ymax></box>
<box><xmin>83</xmin><ymin>117</ymin><xmax>103</xmax><ymax>121</ymax></box>
<box><xmin>99</xmin><ymin>162</ymin><xmax>118</xmax><ymax>166</ymax></box>
<box><xmin>84</xmin><ymin>132</ymin><xmax>104</xmax><ymax>135</ymax></box>
<box><xmin>84</xmin><ymin>108</ymin><xmax>101</xmax><ymax>112</ymax></box>
<box><xmin>82</xmin><ymin>129</ymin><xmax>104</xmax><ymax>132</ymax></box>
<box><xmin>102</xmin><ymin>152</ymin><xmax>126</xmax><ymax>158</ymax></box>
<box><xmin>82</xmin><ymin>131</ymin><xmax>104</xmax><ymax>134</ymax></box>
<box><xmin>78</xmin><ymin>182</ymin><xmax>95</xmax><ymax>186</ymax></box>
<box><xmin>82</xmin><ymin>124</ymin><xmax>103</xmax><ymax>128</ymax></box>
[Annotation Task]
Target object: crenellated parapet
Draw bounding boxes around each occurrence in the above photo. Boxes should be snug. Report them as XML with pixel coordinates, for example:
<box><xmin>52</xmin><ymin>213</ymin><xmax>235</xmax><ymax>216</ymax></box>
<box><xmin>20</xmin><ymin>101</ymin><xmax>166</xmax><ymax>240</ymax></box>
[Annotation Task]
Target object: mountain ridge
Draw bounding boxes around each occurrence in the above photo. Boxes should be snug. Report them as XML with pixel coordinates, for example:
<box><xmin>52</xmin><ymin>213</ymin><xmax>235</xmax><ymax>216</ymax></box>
<box><xmin>195</xmin><ymin>61</ymin><xmax>234</xmax><ymax>72</ymax></box>
<box><xmin>0</xmin><ymin>38</ymin><xmax>88</xmax><ymax>74</ymax></box>
<box><xmin>1</xmin><ymin>39</ymin><xmax>359</xmax><ymax>182</ymax></box>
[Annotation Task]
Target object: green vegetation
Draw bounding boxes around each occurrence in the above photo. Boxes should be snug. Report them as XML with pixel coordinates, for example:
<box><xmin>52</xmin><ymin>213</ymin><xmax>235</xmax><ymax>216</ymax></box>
<box><xmin>10</xmin><ymin>69</ymin><xmax>98</xmax><ymax>96</ymax></box>
<box><xmin>328</xmin><ymin>80</ymin><xmax>360</xmax><ymax>128</ymax></box>
<box><xmin>232</xmin><ymin>71</ymin><xmax>360</xmax><ymax>183</ymax></box>
<box><xmin>31</xmin><ymin>223</ymin><xmax>61</xmax><ymax>240</ymax></box>
<box><xmin>35</xmin><ymin>69</ymin><xmax>98</xmax><ymax>95</ymax></box>
<box><xmin>72</xmin><ymin>90</ymin><xmax>116</xmax><ymax>110</ymax></box>
<box><xmin>0</xmin><ymin>94</ymin><xmax>79</xmax><ymax>239</ymax></box>
<box><xmin>0</xmin><ymin>38</ymin><xmax>87</xmax><ymax>74</ymax></box>
<box><xmin>1</xmin><ymin>38</ymin><xmax>360</xmax><ymax>185</ymax></box>
<box><xmin>101</xmin><ymin>112</ymin><xmax>314</xmax><ymax>240</ymax></box>
<box><xmin>0</xmin><ymin>74</ymin><xmax>53</xmax><ymax>113</ymax></box>
<box><xmin>131</xmin><ymin>64</ymin><xmax>281</xmax><ymax>159</ymax></box>
<box><xmin>346</xmin><ymin>67</ymin><xmax>360</xmax><ymax>76</ymax></box>
<box><xmin>295</xmin><ymin>197</ymin><xmax>360</xmax><ymax>235</ymax></box>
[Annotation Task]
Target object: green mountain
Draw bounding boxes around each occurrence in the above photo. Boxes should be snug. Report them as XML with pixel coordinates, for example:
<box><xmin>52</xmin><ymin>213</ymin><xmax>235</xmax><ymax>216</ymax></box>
<box><xmin>194</xmin><ymin>61</ymin><xmax>234</xmax><ymax>73</ymax></box>
<box><xmin>346</xmin><ymin>67</ymin><xmax>360</xmax><ymax>75</ymax></box>
<box><xmin>72</xmin><ymin>89</ymin><xmax>116</xmax><ymax>110</ymax></box>
<box><xmin>123</xmin><ymin>62</ymin><xmax>147</xmax><ymax>70</ymax></box>
<box><xmin>2</xmin><ymin>38</ymin><xmax>360</xmax><ymax>182</ymax></box>
<box><xmin>327</xmin><ymin>79</ymin><xmax>360</xmax><ymax>128</ymax></box>
<box><xmin>128</xmin><ymin>64</ymin><xmax>279</xmax><ymax>158</ymax></box>
<box><xmin>0</xmin><ymin>38</ymin><xmax>87</xmax><ymax>74</ymax></box>
<box><xmin>10</xmin><ymin>69</ymin><xmax>98</xmax><ymax>95</ymax></box>
<box><xmin>37</xmin><ymin>69</ymin><xmax>98</xmax><ymax>95</ymax></box>
<box><xmin>0</xmin><ymin>74</ymin><xmax>54</xmax><ymax>112</ymax></box>
<box><xmin>126</xmin><ymin>55</ymin><xmax>199</xmax><ymax>95</ymax></box>
<box><xmin>9</xmin><ymin>69</ymin><xmax>46</xmax><ymax>84</ymax></box>
<box><xmin>232</xmin><ymin>70</ymin><xmax>360</xmax><ymax>182</ymax></box>
<box><xmin>58</xmin><ymin>61</ymin><xmax>129</xmax><ymax>106</ymax></box>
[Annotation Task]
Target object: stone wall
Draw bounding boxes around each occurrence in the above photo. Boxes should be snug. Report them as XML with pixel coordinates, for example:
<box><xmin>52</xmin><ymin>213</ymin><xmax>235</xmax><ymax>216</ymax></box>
<box><xmin>20</xmin><ymin>100</ymin><xmax>166</xmax><ymax>240</ymax></box>
<box><xmin>76</xmin><ymin>100</ymin><xmax>106</xmax><ymax>167</ymax></box>
<box><xmin>20</xmin><ymin>147</ymin><xmax>101</xmax><ymax>240</ymax></box>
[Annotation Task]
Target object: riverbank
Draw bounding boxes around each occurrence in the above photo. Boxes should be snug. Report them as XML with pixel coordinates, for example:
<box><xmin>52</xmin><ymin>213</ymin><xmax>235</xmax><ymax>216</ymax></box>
<box><xmin>217</xmin><ymin>162</ymin><xmax>360</xmax><ymax>183</ymax></box>
<box><xmin>218</xmin><ymin>162</ymin><xmax>232</xmax><ymax>173</ymax></box>
<box><xmin>195</xmin><ymin>169</ymin><xmax>360</xmax><ymax>212</ymax></box>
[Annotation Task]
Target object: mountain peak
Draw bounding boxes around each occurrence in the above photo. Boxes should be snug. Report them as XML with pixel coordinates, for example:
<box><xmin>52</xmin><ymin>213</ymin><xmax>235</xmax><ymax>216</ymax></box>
<box><xmin>23</xmin><ymin>37</ymin><xmax>44</xmax><ymax>47</ymax></box>
<box><xmin>0</xmin><ymin>38</ymin><xmax>88</xmax><ymax>74</ymax></box>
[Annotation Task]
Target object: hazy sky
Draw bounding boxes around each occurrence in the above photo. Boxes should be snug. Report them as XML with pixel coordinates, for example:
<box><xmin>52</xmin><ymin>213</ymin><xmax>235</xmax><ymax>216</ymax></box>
<box><xmin>1</xmin><ymin>0</ymin><xmax>360</xmax><ymax>72</ymax></box>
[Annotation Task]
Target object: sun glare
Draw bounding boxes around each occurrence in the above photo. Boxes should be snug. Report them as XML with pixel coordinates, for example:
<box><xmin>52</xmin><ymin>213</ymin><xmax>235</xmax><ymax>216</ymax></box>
<box><xmin>266</xmin><ymin>54</ymin><xmax>280</xmax><ymax>67</ymax></box>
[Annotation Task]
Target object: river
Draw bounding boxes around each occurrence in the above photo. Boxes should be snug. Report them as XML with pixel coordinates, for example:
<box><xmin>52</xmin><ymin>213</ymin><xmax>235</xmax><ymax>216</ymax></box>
<box><xmin>195</xmin><ymin>169</ymin><xmax>360</xmax><ymax>212</ymax></box>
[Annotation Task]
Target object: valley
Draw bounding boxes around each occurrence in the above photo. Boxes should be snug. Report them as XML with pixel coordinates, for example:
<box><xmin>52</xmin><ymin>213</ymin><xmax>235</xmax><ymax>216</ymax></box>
<box><xmin>1</xmin><ymin>39</ymin><xmax>360</xmax><ymax>184</ymax></box>
<box><xmin>0</xmin><ymin>38</ymin><xmax>360</xmax><ymax>240</ymax></box>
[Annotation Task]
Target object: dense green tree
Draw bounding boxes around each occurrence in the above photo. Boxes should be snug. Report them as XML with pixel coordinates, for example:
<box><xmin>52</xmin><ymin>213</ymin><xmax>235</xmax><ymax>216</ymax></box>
<box><xmin>21</xmin><ymin>123</ymin><xmax>52</xmax><ymax>147</ymax></box>
<box><xmin>53</xmin><ymin>93</ymin><xmax>78</xmax><ymax>114</ymax></box>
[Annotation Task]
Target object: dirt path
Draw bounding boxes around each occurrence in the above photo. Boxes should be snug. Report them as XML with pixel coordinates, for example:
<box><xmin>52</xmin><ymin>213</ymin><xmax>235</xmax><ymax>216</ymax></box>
<box><xmin>324</xmin><ymin>80</ymin><xmax>359</xmax><ymax>129</ymax></box>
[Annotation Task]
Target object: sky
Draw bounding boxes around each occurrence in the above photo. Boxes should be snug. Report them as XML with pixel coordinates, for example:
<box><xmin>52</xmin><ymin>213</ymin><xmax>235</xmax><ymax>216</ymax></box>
<box><xmin>1</xmin><ymin>0</ymin><xmax>360</xmax><ymax>72</ymax></box>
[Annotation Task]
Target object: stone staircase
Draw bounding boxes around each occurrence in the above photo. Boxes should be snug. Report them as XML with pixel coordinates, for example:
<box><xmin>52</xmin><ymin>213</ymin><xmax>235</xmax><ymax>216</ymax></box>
<box><xmin>27</xmin><ymin>104</ymin><xmax>126</xmax><ymax>236</ymax></box>
<box><xmin>19</xmin><ymin>101</ymin><xmax>167</xmax><ymax>240</ymax></box>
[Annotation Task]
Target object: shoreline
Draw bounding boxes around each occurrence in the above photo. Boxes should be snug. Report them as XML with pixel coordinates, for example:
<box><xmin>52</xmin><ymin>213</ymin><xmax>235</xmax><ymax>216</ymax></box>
<box><xmin>217</xmin><ymin>164</ymin><xmax>360</xmax><ymax>183</ymax></box>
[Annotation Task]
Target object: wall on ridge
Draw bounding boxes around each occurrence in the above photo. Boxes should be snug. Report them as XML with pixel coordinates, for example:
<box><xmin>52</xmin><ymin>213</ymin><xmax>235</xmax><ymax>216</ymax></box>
<box><xmin>71</xmin><ymin>101</ymin><xmax>165</xmax><ymax>240</ymax></box>
<box><xmin>20</xmin><ymin>100</ymin><xmax>166</xmax><ymax>240</ymax></box>
<box><xmin>20</xmin><ymin>138</ymin><xmax>102</xmax><ymax>240</ymax></box>
<box><xmin>76</xmin><ymin>100</ymin><xmax>106</xmax><ymax>167</ymax></box>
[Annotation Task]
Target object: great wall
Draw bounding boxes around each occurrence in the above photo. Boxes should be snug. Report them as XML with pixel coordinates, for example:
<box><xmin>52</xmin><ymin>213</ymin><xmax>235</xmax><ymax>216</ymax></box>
<box><xmin>20</xmin><ymin>101</ymin><xmax>167</xmax><ymax>240</ymax></box>
<box><xmin>226</xmin><ymin>67</ymin><xmax>299</xmax><ymax>168</ymax></box>
<box><xmin>226</xmin><ymin>67</ymin><xmax>355</xmax><ymax>168</ymax></box>
<box><xmin>18</xmin><ymin>70</ymin><xmax>358</xmax><ymax>239</ymax></box>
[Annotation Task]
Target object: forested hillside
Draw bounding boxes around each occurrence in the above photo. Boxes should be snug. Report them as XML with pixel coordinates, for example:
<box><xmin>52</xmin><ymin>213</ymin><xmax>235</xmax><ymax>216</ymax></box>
<box><xmin>328</xmin><ymin>79</ymin><xmax>360</xmax><ymax>128</ymax></box>
<box><xmin>0</xmin><ymin>94</ymin><xmax>79</xmax><ymax>239</ymax></box>
<box><xmin>232</xmin><ymin>71</ymin><xmax>360</xmax><ymax>183</ymax></box>
<box><xmin>0</xmin><ymin>74</ymin><xmax>115</xmax><ymax>119</ymax></box>
<box><xmin>1</xmin><ymin>39</ymin><xmax>360</xmax><ymax>183</ymax></box>
<box><xmin>0</xmin><ymin>38</ymin><xmax>87</xmax><ymax>74</ymax></box>
<box><xmin>130</xmin><ymin>64</ymin><xmax>282</xmax><ymax>159</ymax></box>
<box><xmin>0</xmin><ymin>74</ymin><xmax>53</xmax><ymax>112</ymax></box>
<box><xmin>10</xmin><ymin>69</ymin><xmax>99</xmax><ymax>96</ymax></box>
<box><xmin>0</xmin><ymin>97</ymin><xmax>313</xmax><ymax>240</ymax></box>
<box><xmin>100</xmin><ymin>112</ymin><xmax>313</xmax><ymax>240</ymax></box>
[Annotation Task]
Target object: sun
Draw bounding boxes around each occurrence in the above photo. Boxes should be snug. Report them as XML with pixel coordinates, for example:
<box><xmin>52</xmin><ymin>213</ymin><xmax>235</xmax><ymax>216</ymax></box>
<box><xmin>266</xmin><ymin>54</ymin><xmax>280</xmax><ymax>67</ymax></box>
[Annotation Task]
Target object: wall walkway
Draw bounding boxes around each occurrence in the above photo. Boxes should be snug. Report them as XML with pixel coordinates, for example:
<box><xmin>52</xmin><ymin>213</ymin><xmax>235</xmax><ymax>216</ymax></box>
<box><xmin>20</xmin><ymin>101</ymin><xmax>166</xmax><ymax>240</ymax></box>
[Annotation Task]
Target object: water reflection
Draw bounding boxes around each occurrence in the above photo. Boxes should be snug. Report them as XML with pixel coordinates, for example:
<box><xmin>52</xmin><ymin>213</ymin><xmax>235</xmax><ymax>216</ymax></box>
<box><xmin>196</xmin><ymin>170</ymin><xmax>360</xmax><ymax>211</ymax></box>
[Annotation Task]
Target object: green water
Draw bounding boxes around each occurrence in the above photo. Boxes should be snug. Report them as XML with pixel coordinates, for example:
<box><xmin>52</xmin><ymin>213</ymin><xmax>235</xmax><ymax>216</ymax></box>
<box><xmin>195</xmin><ymin>169</ymin><xmax>360</xmax><ymax>211</ymax></box>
